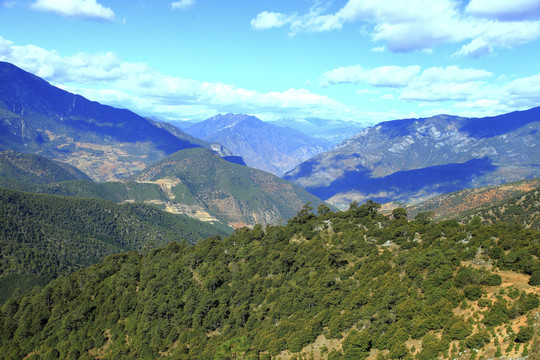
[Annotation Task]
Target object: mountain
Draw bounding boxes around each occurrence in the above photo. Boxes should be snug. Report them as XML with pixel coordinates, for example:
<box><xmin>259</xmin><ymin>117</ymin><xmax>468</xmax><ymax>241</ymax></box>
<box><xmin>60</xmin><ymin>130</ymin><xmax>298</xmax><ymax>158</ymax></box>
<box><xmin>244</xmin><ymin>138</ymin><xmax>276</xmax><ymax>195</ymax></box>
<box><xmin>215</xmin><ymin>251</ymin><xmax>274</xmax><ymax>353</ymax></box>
<box><xmin>184</xmin><ymin>113</ymin><xmax>333</xmax><ymax>176</ymax></box>
<box><xmin>0</xmin><ymin>62</ymin><xmax>217</xmax><ymax>181</ymax></box>
<box><xmin>0</xmin><ymin>187</ymin><xmax>229</xmax><ymax>303</ymax></box>
<box><xmin>404</xmin><ymin>178</ymin><xmax>540</xmax><ymax>222</ymax></box>
<box><xmin>1</xmin><ymin>200</ymin><xmax>538</xmax><ymax>359</ymax></box>
<box><xmin>0</xmin><ymin>149</ymin><xmax>320</xmax><ymax>228</ymax></box>
<box><xmin>284</xmin><ymin>108</ymin><xmax>540</xmax><ymax>209</ymax></box>
<box><xmin>131</xmin><ymin>147</ymin><xmax>325</xmax><ymax>227</ymax></box>
<box><xmin>269</xmin><ymin>117</ymin><xmax>363</xmax><ymax>146</ymax></box>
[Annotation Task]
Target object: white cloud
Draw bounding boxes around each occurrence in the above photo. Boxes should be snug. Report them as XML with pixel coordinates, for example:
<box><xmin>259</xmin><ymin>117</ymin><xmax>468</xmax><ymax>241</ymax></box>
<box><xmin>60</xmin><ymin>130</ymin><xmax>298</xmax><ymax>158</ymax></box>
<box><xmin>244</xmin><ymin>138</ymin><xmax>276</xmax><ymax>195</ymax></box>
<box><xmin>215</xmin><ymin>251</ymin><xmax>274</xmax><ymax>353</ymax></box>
<box><xmin>321</xmin><ymin>65</ymin><xmax>421</xmax><ymax>87</ymax></box>
<box><xmin>0</xmin><ymin>36</ymin><xmax>363</xmax><ymax>122</ymax></box>
<box><xmin>252</xmin><ymin>0</ymin><xmax>540</xmax><ymax>56</ymax></box>
<box><xmin>171</xmin><ymin>0</ymin><xmax>195</xmax><ymax>11</ymax></box>
<box><xmin>31</xmin><ymin>0</ymin><xmax>115</xmax><ymax>21</ymax></box>
<box><xmin>321</xmin><ymin>62</ymin><xmax>525</xmax><ymax>115</ymax></box>
<box><xmin>417</xmin><ymin>66</ymin><xmax>492</xmax><ymax>83</ymax></box>
<box><xmin>251</xmin><ymin>11</ymin><xmax>293</xmax><ymax>30</ymax></box>
<box><xmin>466</xmin><ymin>0</ymin><xmax>540</xmax><ymax>21</ymax></box>
<box><xmin>454</xmin><ymin>39</ymin><xmax>493</xmax><ymax>58</ymax></box>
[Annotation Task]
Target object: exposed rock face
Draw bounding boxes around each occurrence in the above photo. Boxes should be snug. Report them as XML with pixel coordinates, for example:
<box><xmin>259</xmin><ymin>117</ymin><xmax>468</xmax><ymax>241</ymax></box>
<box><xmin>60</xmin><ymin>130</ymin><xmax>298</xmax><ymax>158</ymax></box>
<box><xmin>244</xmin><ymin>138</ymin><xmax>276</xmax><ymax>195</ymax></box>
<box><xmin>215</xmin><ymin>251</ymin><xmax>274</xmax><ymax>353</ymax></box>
<box><xmin>284</xmin><ymin>108</ymin><xmax>540</xmax><ymax>209</ymax></box>
<box><xmin>184</xmin><ymin>113</ymin><xmax>332</xmax><ymax>176</ymax></box>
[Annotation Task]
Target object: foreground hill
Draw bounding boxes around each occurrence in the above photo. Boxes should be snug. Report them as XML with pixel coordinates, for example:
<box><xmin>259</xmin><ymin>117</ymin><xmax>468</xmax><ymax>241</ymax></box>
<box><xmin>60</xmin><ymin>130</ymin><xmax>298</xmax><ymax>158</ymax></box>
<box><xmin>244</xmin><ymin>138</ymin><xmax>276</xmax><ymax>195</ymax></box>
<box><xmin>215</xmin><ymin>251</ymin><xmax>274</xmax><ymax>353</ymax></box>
<box><xmin>184</xmin><ymin>114</ymin><xmax>332</xmax><ymax>176</ymax></box>
<box><xmin>0</xmin><ymin>149</ymin><xmax>323</xmax><ymax>228</ymax></box>
<box><xmin>405</xmin><ymin>178</ymin><xmax>540</xmax><ymax>222</ymax></box>
<box><xmin>0</xmin><ymin>188</ymin><xmax>228</xmax><ymax>303</ymax></box>
<box><xmin>0</xmin><ymin>201</ymin><xmax>538</xmax><ymax>359</ymax></box>
<box><xmin>0</xmin><ymin>62</ymin><xmax>216</xmax><ymax>181</ymax></box>
<box><xmin>284</xmin><ymin>108</ymin><xmax>540</xmax><ymax>209</ymax></box>
<box><xmin>132</xmin><ymin>147</ymin><xmax>325</xmax><ymax>227</ymax></box>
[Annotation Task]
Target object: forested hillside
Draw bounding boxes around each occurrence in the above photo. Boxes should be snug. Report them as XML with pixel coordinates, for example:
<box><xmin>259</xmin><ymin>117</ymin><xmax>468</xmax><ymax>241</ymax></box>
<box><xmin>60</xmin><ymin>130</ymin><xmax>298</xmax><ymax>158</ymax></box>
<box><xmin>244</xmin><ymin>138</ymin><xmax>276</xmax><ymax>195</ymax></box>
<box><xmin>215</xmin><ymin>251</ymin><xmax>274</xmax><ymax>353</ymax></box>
<box><xmin>1</xmin><ymin>201</ymin><xmax>538</xmax><ymax>359</ymax></box>
<box><xmin>0</xmin><ymin>188</ymin><xmax>229</xmax><ymax>303</ymax></box>
<box><xmin>0</xmin><ymin>150</ymin><xmax>90</xmax><ymax>184</ymax></box>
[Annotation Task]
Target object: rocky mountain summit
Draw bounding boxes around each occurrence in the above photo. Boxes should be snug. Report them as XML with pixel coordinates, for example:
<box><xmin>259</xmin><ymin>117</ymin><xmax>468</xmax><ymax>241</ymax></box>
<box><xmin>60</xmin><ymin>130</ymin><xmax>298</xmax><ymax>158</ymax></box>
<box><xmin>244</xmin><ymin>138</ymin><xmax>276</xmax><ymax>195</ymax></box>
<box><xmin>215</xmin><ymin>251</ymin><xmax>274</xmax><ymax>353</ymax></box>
<box><xmin>184</xmin><ymin>113</ymin><xmax>332</xmax><ymax>176</ymax></box>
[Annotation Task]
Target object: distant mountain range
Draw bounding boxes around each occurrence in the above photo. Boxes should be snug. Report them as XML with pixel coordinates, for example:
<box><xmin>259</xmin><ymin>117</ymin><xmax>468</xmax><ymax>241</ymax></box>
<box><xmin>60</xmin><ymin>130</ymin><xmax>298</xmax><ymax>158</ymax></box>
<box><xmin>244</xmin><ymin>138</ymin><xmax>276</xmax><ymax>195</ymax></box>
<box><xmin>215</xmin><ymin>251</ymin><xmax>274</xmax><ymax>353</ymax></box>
<box><xmin>0</xmin><ymin>62</ymin><xmax>237</xmax><ymax>182</ymax></box>
<box><xmin>183</xmin><ymin>113</ymin><xmax>333</xmax><ymax>176</ymax></box>
<box><xmin>0</xmin><ymin>62</ymin><xmax>325</xmax><ymax>228</ymax></box>
<box><xmin>284</xmin><ymin>108</ymin><xmax>540</xmax><ymax>208</ymax></box>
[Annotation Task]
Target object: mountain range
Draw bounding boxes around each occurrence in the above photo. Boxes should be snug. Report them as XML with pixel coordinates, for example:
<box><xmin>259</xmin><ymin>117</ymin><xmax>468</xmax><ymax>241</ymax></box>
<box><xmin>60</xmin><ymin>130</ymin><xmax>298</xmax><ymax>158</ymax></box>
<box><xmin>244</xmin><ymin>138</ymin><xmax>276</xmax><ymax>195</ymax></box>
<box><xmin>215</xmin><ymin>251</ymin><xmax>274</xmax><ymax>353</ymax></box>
<box><xmin>183</xmin><ymin>113</ymin><xmax>333</xmax><ymax>176</ymax></box>
<box><xmin>0</xmin><ymin>62</ymin><xmax>325</xmax><ymax>228</ymax></box>
<box><xmin>0</xmin><ymin>61</ymin><xmax>539</xmax><ymax>360</ymax></box>
<box><xmin>284</xmin><ymin>109</ymin><xmax>540</xmax><ymax>209</ymax></box>
<box><xmin>0</xmin><ymin>61</ymin><xmax>238</xmax><ymax>182</ymax></box>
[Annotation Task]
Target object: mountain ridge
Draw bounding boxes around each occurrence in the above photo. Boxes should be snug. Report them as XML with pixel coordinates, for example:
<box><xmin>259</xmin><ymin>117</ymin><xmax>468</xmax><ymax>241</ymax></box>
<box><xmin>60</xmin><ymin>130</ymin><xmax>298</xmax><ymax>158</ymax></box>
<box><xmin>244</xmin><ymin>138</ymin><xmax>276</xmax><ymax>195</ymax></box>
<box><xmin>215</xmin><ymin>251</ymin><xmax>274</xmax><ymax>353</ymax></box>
<box><xmin>285</xmin><ymin>107</ymin><xmax>540</xmax><ymax>208</ymax></box>
<box><xmin>184</xmin><ymin>113</ymin><xmax>333</xmax><ymax>176</ymax></box>
<box><xmin>0</xmin><ymin>62</ymin><xmax>244</xmax><ymax>181</ymax></box>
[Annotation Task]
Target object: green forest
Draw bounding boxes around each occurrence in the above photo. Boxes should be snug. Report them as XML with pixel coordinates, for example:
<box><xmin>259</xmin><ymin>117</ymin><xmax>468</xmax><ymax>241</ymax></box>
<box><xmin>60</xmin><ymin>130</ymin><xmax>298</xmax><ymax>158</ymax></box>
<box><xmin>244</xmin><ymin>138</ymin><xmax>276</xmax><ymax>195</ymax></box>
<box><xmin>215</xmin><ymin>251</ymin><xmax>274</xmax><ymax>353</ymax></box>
<box><xmin>0</xmin><ymin>188</ymin><xmax>230</xmax><ymax>303</ymax></box>
<box><xmin>1</xmin><ymin>200</ymin><xmax>538</xmax><ymax>359</ymax></box>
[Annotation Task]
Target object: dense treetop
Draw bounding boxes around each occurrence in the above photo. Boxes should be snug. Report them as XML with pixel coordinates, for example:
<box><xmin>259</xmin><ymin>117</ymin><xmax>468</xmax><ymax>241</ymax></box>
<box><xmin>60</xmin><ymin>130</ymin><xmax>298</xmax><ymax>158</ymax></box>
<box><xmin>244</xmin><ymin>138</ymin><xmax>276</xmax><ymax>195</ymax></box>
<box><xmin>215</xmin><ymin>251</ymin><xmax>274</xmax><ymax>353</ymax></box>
<box><xmin>0</xmin><ymin>188</ymin><xmax>229</xmax><ymax>303</ymax></box>
<box><xmin>1</xmin><ymin>200</ymin><xmax>538</xmax><ymax>359</ymax></box>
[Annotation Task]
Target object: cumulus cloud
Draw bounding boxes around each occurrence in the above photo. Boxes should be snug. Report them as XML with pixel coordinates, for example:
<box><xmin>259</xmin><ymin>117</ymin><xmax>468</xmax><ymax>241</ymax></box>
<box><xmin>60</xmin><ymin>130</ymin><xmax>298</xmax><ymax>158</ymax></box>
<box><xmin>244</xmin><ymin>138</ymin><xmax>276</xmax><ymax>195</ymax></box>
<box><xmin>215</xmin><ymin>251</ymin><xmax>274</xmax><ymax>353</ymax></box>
<box><xmin>171</xmin><ymin>0</ymin><xmax>196</xmax><ymax>11</ymax></box>
<box><xmin>466</xmin><ymin>0</ymin><xmax>540</xmax><ymax>21</ymax></box>
<box><xmin>0</xmin><ymin>36</ymin><xmax>360</xmax><ymax>122</ymax></box>
<box><xmin>320</xmin><ymin>62</ymin><xmax>531</xmax><ymax>115</ymax></box>
<box><xmin>31</xmin><ymin>0</ymin><xmax>115</xmax><ymax>21</ymax></box>
<box><xmin>252</xmin><ymin>0</ymin><xmax>540</xmax><ymax>56</ymax></box>
<box><xmin>251</xmin><ymin>11</ymin><xmax>293</xmax><ymax>30</ymax></box>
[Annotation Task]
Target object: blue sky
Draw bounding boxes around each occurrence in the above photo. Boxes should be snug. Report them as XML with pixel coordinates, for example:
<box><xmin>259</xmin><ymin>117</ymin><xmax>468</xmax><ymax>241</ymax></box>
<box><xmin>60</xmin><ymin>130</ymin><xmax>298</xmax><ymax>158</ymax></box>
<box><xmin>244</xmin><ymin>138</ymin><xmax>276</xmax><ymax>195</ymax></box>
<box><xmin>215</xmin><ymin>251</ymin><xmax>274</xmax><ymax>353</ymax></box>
<box><xmin>1</xmin><ymin>0</ymin><xmax>540</xmax><ymax>126</ymax></box>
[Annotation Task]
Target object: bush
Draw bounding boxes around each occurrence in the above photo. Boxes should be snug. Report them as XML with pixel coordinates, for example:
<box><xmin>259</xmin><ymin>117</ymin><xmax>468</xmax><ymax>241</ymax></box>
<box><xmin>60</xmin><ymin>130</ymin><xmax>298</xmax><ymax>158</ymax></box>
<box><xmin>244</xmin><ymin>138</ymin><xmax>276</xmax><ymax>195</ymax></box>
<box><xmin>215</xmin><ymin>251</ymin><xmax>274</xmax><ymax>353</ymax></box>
<box><xmin>529</xmin><ymin>270</ymin><xmax>540</xmax><ymax>286</ymax></box>
<box><xmin>484</xmin><ymin>274</ymin><xmax>502</xmax><ymax>286</ymax></box>
<box><xmin>514</xmin><ymin>326</ymin><xmax>533</xmax><ymax>343</ymax></box>
<box><xmin>464</xmin><ymin>331</ymin><xmax>491</xmax><ymax>349</ymax></box>
<box><xmin>448</xmin><ymin>320</ymin><xmax>472</xmax><ymax>340</ymax></box>
<box><xmin>464</xmin><ymin>285</ymin><xmax>483</xmax><ymax>301</ymax></box>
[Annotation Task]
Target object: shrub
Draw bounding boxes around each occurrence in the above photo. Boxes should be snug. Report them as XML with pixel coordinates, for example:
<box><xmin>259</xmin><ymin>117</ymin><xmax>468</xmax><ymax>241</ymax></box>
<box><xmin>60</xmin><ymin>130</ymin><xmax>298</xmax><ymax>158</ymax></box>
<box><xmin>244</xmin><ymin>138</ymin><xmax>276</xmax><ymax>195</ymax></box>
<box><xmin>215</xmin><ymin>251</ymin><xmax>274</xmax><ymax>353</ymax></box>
<box><xmin>514</xmin><ymin>326</ymin><xmax>533</xmax><ymax>343</ymax></box>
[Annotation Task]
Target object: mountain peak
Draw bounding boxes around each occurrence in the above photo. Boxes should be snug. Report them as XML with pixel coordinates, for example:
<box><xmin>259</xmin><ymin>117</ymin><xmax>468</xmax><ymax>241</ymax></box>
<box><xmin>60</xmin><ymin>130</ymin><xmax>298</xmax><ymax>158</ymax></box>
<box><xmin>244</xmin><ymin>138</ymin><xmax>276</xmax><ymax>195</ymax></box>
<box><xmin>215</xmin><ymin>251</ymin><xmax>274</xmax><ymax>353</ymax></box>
<box><xmin>184</xmin><ymin>113</ymin><xmax>333</xmax><ymax>176</ymax></box>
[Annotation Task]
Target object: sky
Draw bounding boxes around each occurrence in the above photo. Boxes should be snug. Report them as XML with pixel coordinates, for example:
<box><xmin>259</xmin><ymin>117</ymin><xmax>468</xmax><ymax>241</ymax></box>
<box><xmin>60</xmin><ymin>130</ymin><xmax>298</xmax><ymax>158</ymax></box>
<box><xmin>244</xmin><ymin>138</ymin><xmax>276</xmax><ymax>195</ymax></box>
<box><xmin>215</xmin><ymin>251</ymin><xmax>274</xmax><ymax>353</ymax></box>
<box><xmin>1</xmin><ymin>0</ymin><xmax>540</xmax><ymax>126</ymax></box>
